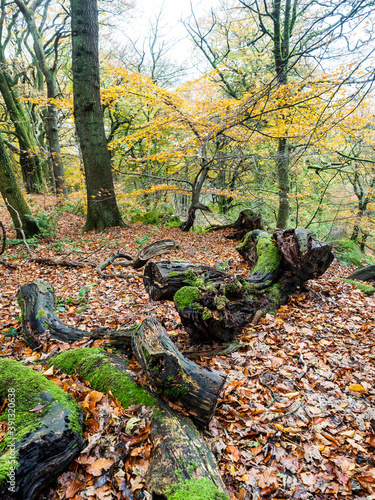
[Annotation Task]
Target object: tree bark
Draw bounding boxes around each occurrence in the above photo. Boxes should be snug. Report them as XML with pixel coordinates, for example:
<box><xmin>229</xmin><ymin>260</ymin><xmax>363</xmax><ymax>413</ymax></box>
<box><xmin>0</xmin><ymin>134</ymin><xmax>40</xmax><ymax>238</ymax></box>
<box><xmin>70</xmin><ymin>0</ymin><xmax>124</xmax><ymax>231</ymax></box>
<box><xmin>132</xmin><ymin>317</ymin><xmax>226</xmax><ymax>427</ymax></box>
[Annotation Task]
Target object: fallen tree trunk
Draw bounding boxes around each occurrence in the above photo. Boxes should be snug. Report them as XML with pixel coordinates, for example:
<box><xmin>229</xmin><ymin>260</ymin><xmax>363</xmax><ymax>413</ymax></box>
<box><xmin>132</xmin><ymin>316</ymin><xmax>226</xmax><ymax>427</ymax></box>
<box><xmin>17</xmin><ymin>280</ymin><xmax>134</xmax><ymax>349</ymax></box>
<box><xmin>143</xmin><ymin>261</ymin><xmax>231</xmax><ymax>301</ymax></box>
<box><xmin>49</xmin><ymin>348</ymin><xmax>229</xmax><ymax>499</ymax></box>
<box><xmin>97</xmin><ymin>239</ymin><xmax>176</xmax><ymax>278</ymax></box>
<box><xmin>0</xmin><ymin>359</ymin><xmax>84</xmax><ymax>500</ymax></box>
<box><xmin>17</xmin><ymin>282</ymin><xmax>225</xmax><ymax>426</ymax></box>
<box><xmin>144</xmin><ymin>229</ymin><xmax>334</xmax><ymax>343</ymax></box>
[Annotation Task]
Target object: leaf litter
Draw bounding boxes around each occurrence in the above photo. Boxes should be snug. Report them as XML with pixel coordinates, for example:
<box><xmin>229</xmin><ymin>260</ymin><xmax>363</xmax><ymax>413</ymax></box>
<box><xmin>0</xmin><ymin>198</ymin><xmax>375</xmax><ymax>499</ymax></box>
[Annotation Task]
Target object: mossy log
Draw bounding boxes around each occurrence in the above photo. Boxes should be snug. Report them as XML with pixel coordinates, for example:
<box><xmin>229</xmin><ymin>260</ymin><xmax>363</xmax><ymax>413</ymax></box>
<box><xmin>347</xmin><ymin>265</ymin><xmax>375</xmax><ymax>282</ymax></box>
<box><xmin>157</xmin><ymin>229</ymin><xmax>333</xmax><ymax>343</ymax></box>
<box><xmin>0</xmin><ymin>359</ymin><xmax>84</xmax><ymax>500</ymax></box>
<box><xmin>49</xmin><ymin>348</ymin><xmax>228</xmax><ymax>499</ymax></box>
<box><xmin>143</xmin><ymin>261</ymin><xmax>230</xmax><ymax>301</ymax></box>
<box><xmin>131</xmin><ymin>317</ymin><xmax>226</xmax><ymax>427</ymax></box>
<box><xmin>17</xmin><ymin>280</ymin><xmax>134</xmax><ymax>349</ymax></box>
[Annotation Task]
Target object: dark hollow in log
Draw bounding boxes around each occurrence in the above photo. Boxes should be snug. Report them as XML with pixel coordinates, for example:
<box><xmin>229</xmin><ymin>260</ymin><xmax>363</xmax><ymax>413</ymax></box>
<box><xmin>166</xmin><ymin>229</ymin><xmax>334</xmax><ymax>343</ymax></box>
<box><xmin>347</xmin><ymin>265</ymin><xmax>375</xmax><ymax>282</ymax></box>
<box><xmin>0</xmin><ymin>359</ymin><xmax>84</xmax><ymax>500</ymax></box>
<box><xmin>97</xmin><ymin>239</ymin><xmax>176</xmax><ymax>278</ymax></box>
<box><xmin>49</xmin><ymin>347</ymin><xmax>228</xmax><ymax>499</ymax></box>
<box><xmin>17</xmin><ymin>280</ymin><xmax>134</xmax><ymax>349</ymax></box>
<box><xmin>132</xmin><ymin>317</ymin><xmax>226</xmax><ymax>427</ymax></box>
<box><xmin>143</xmin><ymin>261</ymin><xmax>231</xmax><ymax>301</ymax></box>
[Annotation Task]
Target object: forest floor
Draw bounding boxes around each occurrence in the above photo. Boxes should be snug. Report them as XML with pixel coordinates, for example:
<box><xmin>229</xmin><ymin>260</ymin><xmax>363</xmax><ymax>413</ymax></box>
<box><xmin>1</xmin><ymin>196</ymin><xmax>375</xmax><ymax>500</ymax></box>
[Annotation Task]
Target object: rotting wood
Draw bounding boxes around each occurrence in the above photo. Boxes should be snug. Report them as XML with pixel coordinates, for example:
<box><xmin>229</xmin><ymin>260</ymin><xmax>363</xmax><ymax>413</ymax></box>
<box><xmin>97</xmin><ymin>239</ymin><xmax>176</xmax><ymax>278</ymax></box>
<box><xmin>132</xmin><ymin>316</ymin><xmax>226</xmax><ymax>427</ymax></box>
<box><xmin>143</xmin><ymin>261</ymin><xmax>231</xmax><ymax>301</ymax></box>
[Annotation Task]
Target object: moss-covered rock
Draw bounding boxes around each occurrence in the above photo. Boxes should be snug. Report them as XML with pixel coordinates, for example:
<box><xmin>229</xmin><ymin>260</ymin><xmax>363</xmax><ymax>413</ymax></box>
<box><xmin>166</xmin><ymin>477</ymin><xmax>229</xmax><ymax>500</ymax></box>
<box><xmin>49</xmin><ymin>347</ymin><xmax>156</xmax><ymax>408</ymax></box>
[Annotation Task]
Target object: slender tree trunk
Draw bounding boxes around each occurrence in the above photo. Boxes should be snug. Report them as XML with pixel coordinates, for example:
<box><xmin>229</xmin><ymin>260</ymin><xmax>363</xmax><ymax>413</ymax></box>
<box><xmin>0</xmin><ymin>133</ymin><xmax>40</xmax><ymax>238</ymax></box>
<box><xmin>70</xmin><ymin>0</ymin><xmax>124</xmax><ymax>231</ymax></box>
<box><xmin>0</xmin><ymin>72</ymin><xmax>44</xmax><ymax>193</ymax></box>
<box><xmin>13</xmin><ymin>0</ymin><xmax>68</xmax><ymax>197</ymax></box>
<box><xmin>276</xmin><ymin>137</ymin><xmax>290</xmax><ymax>228</ymax></box>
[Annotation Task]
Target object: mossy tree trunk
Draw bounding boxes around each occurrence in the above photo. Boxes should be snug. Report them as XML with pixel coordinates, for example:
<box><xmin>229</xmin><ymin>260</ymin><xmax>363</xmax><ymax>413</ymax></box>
<box><xmin>0</xmin><ymin>359</ymin><xmax>84</xmax><ymax>500</ymax></box>
<box><xmin>0</xmin><ymin>133</ymin><xmax>40</xmax><ymax>238</ymax></box>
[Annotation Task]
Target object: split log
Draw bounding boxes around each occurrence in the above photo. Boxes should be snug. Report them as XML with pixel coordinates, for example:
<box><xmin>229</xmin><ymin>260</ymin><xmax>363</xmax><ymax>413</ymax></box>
<box><xmin>143</xmin><ymin>261</ymin><xmax>231</xmax><ymax>301</ymax></box>
<box><xmin>97</xmin><ymin>239</ymin><xmax>176</xmax><ymax>278</ymax></box>
<box><xmin>347</xmin><ymin>265</ymin><xmax>375</xmax><ymax>282</ymax></box>
<box><xmin>17</xmin><ymin>280</ymin><xmax>134</xmax><ymax>349</ymax></box>
<box><xmin>150</xmin><ymin>228</ymin><xmax>334</xmax><ymax>343</ymax></box>
<box><xmin>0</xmin><ymin>358</ymin><xmax>84</xmax><ymax>500</ymax></box>
<box><xmin>49</xmin><ymin>348</ymin><xmax>229</xmax><ymax>499</ymax></box>
<box><xmin>132</xmin><ymin>316</ymin><xmax>226</xmax><ymax>427</ymax></box>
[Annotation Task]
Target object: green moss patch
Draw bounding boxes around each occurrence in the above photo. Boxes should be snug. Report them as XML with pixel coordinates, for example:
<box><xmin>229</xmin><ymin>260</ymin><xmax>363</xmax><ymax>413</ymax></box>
<box><xmin>252</xmin><ymin>235</ymin><xmax>280</xmax><ymax>275</ymax></box>
<box><xmin>339</xmin><ymin>278</ymin><xmax>375</xmax><ymax>295</ymax></box>
<box><xmin>49</xmin><ymin>348</ymin><xmax>156</xmax><ymax>408</ymax></box>
<box><xmin>173</xmin><ymin>286</ymin><xmax>201</xmax><ymax>310</ymax></box>
<box><xmin>0</xmin><ymin>359</ymin><xmax>83</xmax><ymax>483</ymax></box>
<box><xmin>332</xmin><ymin>239</ymin><xmax>374</xmax><ymax>268</ymax></box>
<box><xmin>166</xmin><ymin>478</ymin><xmax>229</xmax><ymax>500</ymax></box>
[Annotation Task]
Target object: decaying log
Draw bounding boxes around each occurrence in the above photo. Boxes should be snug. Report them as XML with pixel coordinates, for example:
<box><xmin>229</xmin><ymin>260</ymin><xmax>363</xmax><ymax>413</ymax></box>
<box><xmin>143</xmin><ymin>261</ymin><xmax>231</xmax><ymax>301</ymax></box>
<box><xmin>97</xmin><ymin>239</ymin><xmax>176</xmax><ymax>278</ymax></box>
<box><xmin>209</xmin><ymin>209</ymin><xmax>263</xmax><ymax>240</ymax></box>
<box><xmin>132</xmin><ymin>317</ymin><xmax>226</xmax><ymax>427</ymax></box>
<box><xmin>0</xmin><ymin>359</ymin><xmax>84</xmax><ymax>500</ymax></box>
<box><xmin>17</xmin><ymin>280</ymin><xmax>134</xmax><ymax>349</ymax></box>
<box><xmin>49</xmin><ymin>347</ymin><xmax>229</xmax><ymax>499</ymax></box>
<box><xmin>146</xmin><ymin>401</ymin><xmax>228</xmax><ymax>498</ymax></box>
<box><xmin>144</xmin><ymin>228</ymin><xmax>333</xmax><ymax>343</ymax></box>
<box><xmin>347</xmin><ymin>265</ymin><xmax>375</xmax><ymax>282</ymax></box>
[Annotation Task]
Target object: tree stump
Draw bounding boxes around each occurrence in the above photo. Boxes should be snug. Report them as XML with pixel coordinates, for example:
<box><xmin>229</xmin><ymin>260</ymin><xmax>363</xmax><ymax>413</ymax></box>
<box><xmin>143</xmin><ymin>261</ymin><xmax>231</xmax><ymax>301</ymax></box>
<box><xmin>0</xmin><ymin>359</ymin><xmax>84</xmax><ymax>500</ymax></box>
<box><xmin>132</xmin><ymin>317</ymin><xmax>226</xmax><ymax>427</ymax></box>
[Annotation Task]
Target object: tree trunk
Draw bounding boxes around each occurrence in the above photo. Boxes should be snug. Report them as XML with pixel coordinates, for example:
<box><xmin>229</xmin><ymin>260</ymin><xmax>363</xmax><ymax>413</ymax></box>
<box><xmin>0</xmin><ymin>134</ymin><xmax>40</xmax><ymax>238</ymax></box>
<box><xmin>0</xmin><ymin>71</ymin><xmax>44</xmax><ymax>194</ymax></box>
<box><xmin>132</xmin><ymin>316</ymin><xmax>226</xmax><ymax>427</ymax></box>
<box><xmin>276</xmin><ymin>137</ymin><xmax>290</xmax><ymax>228</ymax></box>
<box><xmin>347</xmin><ymin>265</ymin><xmax>375</xmax><ymax>282</ymax></box>
<box><xmin>70</xmin><ymin>0</ymin><xmax>124</xmax><ymax>231</ymax></box>
<box><xmin>0</xmin><ymin>359</ymin><xmax>84</xmax><ymax>500</ymax></box>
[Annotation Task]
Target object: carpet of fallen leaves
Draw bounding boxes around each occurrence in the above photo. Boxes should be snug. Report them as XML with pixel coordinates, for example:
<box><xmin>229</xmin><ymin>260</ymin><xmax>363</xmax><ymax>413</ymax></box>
<box><xmin>1</xmin><ymin>196</ymin><xmax>375</xmax><ymax>500</ymax></box>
